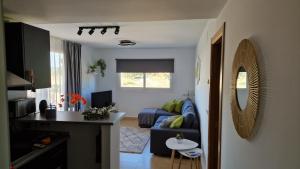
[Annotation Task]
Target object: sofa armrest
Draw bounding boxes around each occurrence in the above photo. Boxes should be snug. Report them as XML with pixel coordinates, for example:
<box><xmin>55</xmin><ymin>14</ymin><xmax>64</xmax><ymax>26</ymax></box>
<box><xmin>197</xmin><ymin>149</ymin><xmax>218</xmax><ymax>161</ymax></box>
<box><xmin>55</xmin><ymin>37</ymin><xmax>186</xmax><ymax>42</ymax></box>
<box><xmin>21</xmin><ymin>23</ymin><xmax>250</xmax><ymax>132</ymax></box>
<box><xmin>150</xmin><ymin>127</ymin><xmax>200</xmax><ymax>156</ymax></box>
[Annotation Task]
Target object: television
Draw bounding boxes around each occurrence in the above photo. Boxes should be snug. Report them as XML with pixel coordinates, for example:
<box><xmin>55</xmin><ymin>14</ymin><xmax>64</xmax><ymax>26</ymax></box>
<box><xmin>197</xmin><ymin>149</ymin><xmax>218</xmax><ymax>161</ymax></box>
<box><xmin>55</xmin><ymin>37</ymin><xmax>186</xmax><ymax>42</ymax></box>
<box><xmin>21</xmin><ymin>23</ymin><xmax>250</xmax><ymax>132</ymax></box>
<box><xmin>91</xmin><ymin>91</ymin><xmax>112</xmax><ymax>108</ymax></box>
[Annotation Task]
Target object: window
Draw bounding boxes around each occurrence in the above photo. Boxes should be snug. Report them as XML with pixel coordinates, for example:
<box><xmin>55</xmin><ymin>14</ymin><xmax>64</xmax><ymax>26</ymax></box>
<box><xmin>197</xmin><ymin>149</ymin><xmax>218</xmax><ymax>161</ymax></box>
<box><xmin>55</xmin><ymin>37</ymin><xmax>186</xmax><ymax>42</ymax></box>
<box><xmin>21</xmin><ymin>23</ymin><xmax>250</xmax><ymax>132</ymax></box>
<box><xmin>48</xmin><ymin>51</ymin><xmax>65</xmax><ymax>105</ymax></box>
<box><xmin>120</xmin><ymin>72</ymin><xmax>171</xmax><ymax>89</ymax></box>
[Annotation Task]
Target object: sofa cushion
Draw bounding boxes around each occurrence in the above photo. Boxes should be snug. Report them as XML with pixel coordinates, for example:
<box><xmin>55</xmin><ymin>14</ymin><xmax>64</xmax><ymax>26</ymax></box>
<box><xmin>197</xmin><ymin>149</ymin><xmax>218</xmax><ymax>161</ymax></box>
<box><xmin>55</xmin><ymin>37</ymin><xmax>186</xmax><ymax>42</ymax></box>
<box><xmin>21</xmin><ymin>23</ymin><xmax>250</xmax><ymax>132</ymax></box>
<box><xmin>170</xmin><ymin>116</ymin><xmax>184</xmax><ymax>128</ymax></box>
<box><xmin>181</xmin><ymin>99</ymin><xmax>195</xmax><ymax>115</ymax></box>
<box><xmin>181</xmin><ymin>98</ymin><xmax>200</xmax><ymax>129</ymax></box>
<box><xmin>161</xmin><ymin>100</ymin><xmax>176</xmax><ymax>112</ymax></box>
<box><xmin>174</xmin><ymin>100</ymin><xmax>184</xmax><ymax>113</ymax></box>
<box><xmin>159</xmin><ymin>115</ymin><xmax>179</xmax><ymax>128</ymax></box>
<box><xmin>182</xmin><ymin>112</ymin><xmax>195</xmax><ymax>128</ymax></box>
<box><xmin>154</xmin><ymin>116</ymin><xmax>172</xmax><ymax>128</ymax></box>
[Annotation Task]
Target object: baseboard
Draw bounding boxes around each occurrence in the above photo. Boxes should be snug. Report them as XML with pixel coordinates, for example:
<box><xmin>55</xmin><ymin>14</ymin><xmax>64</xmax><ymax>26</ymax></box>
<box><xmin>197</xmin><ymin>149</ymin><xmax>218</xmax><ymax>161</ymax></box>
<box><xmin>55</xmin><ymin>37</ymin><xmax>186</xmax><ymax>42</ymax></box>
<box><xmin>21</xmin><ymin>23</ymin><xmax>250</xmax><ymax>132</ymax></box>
<box><xmin>122</xmin><ymin>116</ymin><xmax>138</xmax><ymax>120</ymax></box>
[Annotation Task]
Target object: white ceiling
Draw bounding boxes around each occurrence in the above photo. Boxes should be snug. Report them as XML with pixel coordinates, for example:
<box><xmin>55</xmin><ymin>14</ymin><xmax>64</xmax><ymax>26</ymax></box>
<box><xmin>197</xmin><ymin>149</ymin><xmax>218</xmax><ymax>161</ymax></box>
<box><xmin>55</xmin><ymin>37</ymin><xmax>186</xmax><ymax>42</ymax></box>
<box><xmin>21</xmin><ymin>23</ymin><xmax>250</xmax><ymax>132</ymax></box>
<box><xmin>3</xmin><ymin>0</ymin><xmax>226</xmax><ymax>23</ymax></box>
<box><xmin>3</xmin><ymin>0</ymin><xmax>225</xmax><ymax>48</ymax></box>
<box><xmin>34</xmin><ymin>20</ymin><xmax>208</xmax><ymax>48</ymax></box>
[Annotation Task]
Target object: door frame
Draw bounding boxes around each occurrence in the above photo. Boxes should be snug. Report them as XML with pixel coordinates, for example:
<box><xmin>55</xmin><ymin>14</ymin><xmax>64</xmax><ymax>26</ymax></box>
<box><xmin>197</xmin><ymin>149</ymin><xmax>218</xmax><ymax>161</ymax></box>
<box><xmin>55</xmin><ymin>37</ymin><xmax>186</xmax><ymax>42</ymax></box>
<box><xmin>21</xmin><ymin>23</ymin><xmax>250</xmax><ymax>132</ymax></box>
<box><xmin>207</xmin><ymin>23</ymin><xmax>225</xmax><ymax>169</ymax></box>
<box><xmin>0</xmin><ymin>0</ymin><xmax>11</xmax><ymax>168</ymax></box>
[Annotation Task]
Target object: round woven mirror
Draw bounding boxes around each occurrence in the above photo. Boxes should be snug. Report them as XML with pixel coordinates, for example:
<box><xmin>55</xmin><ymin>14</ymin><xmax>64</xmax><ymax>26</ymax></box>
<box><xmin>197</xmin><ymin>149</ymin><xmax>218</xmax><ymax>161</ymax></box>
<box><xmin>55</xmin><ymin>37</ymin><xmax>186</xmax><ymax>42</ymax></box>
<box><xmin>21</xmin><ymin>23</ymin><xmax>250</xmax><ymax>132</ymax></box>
<box><xmin>231</xmin><ymin>39</ymin><xmax>260</xmax><ymax>139</ymax></box>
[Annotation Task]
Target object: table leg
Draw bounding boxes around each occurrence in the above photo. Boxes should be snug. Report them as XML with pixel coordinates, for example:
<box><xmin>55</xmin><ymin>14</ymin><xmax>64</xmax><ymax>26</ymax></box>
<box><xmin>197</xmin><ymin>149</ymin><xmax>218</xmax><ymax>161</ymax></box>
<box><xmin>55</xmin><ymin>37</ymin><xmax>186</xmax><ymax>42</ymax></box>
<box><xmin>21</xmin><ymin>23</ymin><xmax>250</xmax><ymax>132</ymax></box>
<box><xmin>190</xmin><ymin>158</ymin><xmax>193</xmax><ymax>169</ymax></box>
<box><xmin>199</xmin><ymin>158</ymin><xmax>202</xmax><ymax>169</ymax></box>
<box><xmin>170</xmin><ymin>150</ymin><xmax>175</xmax><ymax>169</ymax></box>
<box><xmin>194</xmin><ymin>158</ymin><xmax>198</xmax><ymax>169</ymax></box>
<box><xmin>178</xmin><ymin>154</ymin><xmax>182</xmax><ymax>169</ymax></box>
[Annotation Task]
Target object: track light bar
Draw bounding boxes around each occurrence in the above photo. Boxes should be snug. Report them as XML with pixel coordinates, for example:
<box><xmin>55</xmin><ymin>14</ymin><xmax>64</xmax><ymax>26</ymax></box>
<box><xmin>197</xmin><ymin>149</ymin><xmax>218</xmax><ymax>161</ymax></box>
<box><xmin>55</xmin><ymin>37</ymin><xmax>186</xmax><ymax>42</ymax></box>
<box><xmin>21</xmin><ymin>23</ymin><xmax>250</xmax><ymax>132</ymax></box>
<box><xmin>77</xmin><ymin>26</ymin><xmax>120</xmax><ymax>36</ymax></box>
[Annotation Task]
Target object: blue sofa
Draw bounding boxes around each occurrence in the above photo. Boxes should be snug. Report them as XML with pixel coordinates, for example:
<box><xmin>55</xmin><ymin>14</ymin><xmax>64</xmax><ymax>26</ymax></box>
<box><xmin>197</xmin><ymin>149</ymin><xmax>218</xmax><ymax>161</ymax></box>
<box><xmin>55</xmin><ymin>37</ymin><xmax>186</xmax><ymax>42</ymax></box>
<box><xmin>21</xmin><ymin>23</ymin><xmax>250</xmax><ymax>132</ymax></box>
<box><xmin>149</xmin><ymin>99</ymin><xmax>200</xmax><ymax>156</ymax></box>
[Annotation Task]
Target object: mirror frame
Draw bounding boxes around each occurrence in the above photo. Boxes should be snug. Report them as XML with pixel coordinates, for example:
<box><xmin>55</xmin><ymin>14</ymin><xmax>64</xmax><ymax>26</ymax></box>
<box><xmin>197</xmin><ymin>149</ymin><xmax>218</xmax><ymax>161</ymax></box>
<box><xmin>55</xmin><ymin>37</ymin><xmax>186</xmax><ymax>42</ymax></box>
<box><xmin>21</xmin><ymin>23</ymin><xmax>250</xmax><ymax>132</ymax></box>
<box><xmin>231</xmin><ymin>39</ymin><xmax>260</xmax><ymax>139</ymax></box>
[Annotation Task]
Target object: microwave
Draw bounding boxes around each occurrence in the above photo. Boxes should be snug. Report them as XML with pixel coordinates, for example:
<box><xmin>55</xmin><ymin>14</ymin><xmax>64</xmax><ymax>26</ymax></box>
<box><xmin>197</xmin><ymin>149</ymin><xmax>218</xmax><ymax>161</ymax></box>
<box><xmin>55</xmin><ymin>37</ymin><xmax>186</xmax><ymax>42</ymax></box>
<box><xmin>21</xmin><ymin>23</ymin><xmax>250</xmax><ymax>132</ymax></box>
<box><xmin>8</xmin><ymin>98</ymin><xmax>36</xmax><ymax>119</ymax></box>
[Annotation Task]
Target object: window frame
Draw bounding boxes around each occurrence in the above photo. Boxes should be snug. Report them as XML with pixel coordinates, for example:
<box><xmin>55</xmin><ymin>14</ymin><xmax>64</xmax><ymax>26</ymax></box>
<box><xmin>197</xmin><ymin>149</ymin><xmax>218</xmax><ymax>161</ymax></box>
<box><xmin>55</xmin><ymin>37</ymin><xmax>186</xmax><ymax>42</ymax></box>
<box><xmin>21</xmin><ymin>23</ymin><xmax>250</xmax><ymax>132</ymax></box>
<box><xmin>118</xmin><ymin>72</ymin><xmax>173</xmax><ymax>91</ymax></box>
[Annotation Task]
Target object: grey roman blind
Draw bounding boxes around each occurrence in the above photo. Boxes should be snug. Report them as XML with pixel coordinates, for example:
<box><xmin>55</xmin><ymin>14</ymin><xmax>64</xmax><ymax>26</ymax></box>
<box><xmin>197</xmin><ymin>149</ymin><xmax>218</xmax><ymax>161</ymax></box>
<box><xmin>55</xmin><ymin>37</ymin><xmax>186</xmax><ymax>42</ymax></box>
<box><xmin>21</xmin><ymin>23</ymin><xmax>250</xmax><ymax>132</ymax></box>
<box><xmin>116</xmin><ymin>59</ymin><xmax>174</xmax><ymax>73</ymax></box>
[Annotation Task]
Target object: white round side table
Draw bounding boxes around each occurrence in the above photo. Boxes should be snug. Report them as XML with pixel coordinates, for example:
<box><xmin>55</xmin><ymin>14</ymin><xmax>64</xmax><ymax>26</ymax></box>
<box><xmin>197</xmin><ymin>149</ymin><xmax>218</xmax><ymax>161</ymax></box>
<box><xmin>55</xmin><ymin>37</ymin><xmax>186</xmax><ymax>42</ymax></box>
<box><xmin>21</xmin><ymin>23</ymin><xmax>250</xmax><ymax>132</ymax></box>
<box><xmin>166</xmin><ymin>138</ymin><xmax>198</xmax><ymax>169</ymax></box>
<box><xmin>178</xmin><ymin>148</ymin><xmax>203</xmax><ymax>169</ymax></box>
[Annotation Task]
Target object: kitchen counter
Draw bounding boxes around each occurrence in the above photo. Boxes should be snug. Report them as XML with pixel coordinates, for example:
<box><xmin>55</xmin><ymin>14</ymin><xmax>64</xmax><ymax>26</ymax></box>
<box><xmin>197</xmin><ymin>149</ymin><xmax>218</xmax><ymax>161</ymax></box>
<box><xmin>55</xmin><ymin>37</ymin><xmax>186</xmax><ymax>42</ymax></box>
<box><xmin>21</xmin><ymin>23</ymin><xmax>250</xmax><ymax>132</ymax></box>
<box><xmin>11</xmin><ymin>131</ymin><xmax>69</xmax><ymax>169</ymax></box>
<box><xmin>17</xmin><ymin>111</ymin><xmax>125</xmax><ymax>169</ymax></box>
<box><xmin>18</xmin><ymin>111</ymin><xmax>126</xmax><ymax>125</ymax></box>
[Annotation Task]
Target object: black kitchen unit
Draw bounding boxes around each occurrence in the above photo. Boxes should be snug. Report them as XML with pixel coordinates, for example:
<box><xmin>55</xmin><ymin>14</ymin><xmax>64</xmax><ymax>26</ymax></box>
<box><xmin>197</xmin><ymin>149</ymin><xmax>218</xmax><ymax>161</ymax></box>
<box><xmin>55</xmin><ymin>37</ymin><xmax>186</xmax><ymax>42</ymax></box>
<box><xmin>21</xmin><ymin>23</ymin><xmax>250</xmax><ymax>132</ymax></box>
<box><xmin>5</xmin><ymin>22</ymin><xmax>51</xmax><ymax>90</ymax></box>
<box><xmin>10</xmin><ymin>131</ymin><xmax>69</xmax><ymax>169</ymax></box>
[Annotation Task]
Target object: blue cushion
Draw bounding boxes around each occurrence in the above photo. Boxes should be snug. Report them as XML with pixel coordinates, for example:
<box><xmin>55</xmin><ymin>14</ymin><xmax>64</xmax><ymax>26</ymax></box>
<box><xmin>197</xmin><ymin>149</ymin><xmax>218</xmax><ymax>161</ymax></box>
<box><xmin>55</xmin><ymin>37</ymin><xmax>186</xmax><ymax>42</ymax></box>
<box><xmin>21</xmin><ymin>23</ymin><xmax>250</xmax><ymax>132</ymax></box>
<box><xmin>181</xmin><ymin>99</ymin><xmax>195</xmax><ymax>115</ymax></box>
<box><xmin>182</xmin><ymin>112</ymin><xmax>195</xmax><ymax>128</ymax></box>
<box><xmin>153</xmin><ymin>116</ymin><xmax>170</xmax><ymax>128</ymax></box>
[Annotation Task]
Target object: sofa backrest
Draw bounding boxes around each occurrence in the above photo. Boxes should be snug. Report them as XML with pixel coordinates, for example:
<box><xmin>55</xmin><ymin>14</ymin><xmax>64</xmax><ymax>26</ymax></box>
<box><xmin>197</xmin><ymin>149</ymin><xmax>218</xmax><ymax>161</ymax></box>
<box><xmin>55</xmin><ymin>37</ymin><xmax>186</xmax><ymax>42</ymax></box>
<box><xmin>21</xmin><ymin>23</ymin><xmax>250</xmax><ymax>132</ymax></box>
<box><xmin>181</xmin><ymin>98</ymin><xmax>199</xmax><ymax>129</ymax></box>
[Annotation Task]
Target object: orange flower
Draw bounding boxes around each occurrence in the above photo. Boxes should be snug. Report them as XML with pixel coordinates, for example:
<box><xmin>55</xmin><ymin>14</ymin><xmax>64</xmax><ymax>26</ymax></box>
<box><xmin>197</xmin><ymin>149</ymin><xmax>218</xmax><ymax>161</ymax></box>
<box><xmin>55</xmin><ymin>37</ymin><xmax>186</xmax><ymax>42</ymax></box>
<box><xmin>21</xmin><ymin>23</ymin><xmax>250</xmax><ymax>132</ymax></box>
<box><xmin>60</xmin><ymin>93</ymin><xmax>87</xmax><ymax>106</ymax></box>
<box><xmin>81</xmin><ymin>97</ymin><xmax>87</xmax><ymax>105</ymax></box>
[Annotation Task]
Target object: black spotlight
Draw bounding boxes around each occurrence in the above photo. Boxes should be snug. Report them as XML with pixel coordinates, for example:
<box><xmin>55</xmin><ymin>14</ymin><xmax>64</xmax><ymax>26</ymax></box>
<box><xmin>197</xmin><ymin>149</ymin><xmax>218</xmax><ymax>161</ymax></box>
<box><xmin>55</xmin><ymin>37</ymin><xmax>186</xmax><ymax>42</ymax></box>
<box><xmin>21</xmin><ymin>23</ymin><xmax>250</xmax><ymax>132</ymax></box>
<box><xmin>101</xmin><ymin>28</ymin><xmax>107</xmax><ymax>35</ymax></box>
<box><xmin>77</xmin><ymin>28</ymin><xmax>83</xmax><ymax>35</ymax></box>
<box><xmin>89</xmin><ymin>28</ymin><xmax>95</xmax><ymax>35</ymax></box>
<box><xmin>114</xmin><ymin>27</ymin><xmax>120</xmax><ymax>35</ymax></box>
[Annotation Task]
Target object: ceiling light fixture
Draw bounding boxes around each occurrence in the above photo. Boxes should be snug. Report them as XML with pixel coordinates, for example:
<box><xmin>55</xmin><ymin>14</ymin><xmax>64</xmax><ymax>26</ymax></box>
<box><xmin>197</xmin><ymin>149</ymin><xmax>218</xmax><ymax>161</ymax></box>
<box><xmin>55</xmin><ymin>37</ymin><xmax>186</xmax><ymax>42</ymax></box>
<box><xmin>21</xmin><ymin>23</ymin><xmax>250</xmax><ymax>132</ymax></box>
<box><xmin>119</xmin><ymin>40</ymin><xmax>136</xmax><ymax>46</ymax></box>
<box><xmin>101</xmin><ymin>28</ymin><xmax>107</xmax><ymax>35</ymax></box>
<box><xmin>77</xmin><ymin>26</ymin><xmax>120</xmax><ymax>36</ymax></box>
<box><xmin>88</xmin><ymin>28</ymin><xmax>95</xmax><ymax>35</ymax></box>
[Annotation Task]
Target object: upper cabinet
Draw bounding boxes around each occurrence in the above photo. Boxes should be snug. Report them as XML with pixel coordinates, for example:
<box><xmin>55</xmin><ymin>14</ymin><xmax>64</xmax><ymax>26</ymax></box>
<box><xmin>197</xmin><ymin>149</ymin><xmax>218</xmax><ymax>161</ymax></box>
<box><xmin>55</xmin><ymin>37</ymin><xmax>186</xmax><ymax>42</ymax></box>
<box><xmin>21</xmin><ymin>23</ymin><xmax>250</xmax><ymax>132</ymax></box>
<box><xmin>5</xmin><ymin>22</ymin><xmax>51</xmax><ymax>90</ymax></box>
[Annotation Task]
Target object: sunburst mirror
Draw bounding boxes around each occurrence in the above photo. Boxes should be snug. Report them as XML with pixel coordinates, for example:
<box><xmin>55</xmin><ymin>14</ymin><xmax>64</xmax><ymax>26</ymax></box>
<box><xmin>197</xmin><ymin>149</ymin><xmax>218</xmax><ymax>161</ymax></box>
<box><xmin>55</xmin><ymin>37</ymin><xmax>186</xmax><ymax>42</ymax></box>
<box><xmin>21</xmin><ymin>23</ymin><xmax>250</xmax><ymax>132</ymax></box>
<box><xmin>231</xmin><ymin>39</ymin><xmax>260</xmax><ymax>139</ymax></box>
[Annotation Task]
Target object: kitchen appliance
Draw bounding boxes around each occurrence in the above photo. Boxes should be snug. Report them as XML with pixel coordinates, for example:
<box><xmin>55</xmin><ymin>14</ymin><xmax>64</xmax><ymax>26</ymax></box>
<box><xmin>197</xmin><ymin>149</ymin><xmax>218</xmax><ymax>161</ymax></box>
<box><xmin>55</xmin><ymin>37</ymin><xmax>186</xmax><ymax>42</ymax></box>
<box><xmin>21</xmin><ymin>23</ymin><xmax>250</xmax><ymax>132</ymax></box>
<box><xmin>8</xmin><ymin>98</ymin><xmax>36</xmax><ymax>119</ymax></box>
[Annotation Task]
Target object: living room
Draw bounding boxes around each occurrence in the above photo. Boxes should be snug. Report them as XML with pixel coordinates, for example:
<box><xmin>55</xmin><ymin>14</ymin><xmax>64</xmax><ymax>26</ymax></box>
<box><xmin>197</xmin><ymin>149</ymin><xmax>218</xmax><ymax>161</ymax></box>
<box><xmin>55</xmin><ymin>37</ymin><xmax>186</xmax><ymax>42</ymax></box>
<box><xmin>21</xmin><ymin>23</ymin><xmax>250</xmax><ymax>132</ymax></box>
<box><xmin>0</xmin><ymin>0</ymin><xmax>299</xmax><ymax>169</ymax></box>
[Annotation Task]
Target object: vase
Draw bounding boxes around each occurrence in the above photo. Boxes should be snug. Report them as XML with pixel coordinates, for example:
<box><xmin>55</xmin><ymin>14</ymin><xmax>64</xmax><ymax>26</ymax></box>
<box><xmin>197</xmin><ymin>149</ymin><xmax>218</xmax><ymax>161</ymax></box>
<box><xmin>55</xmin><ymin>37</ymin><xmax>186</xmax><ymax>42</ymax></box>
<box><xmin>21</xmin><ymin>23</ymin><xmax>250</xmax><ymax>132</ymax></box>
<box><xmin>176</xmin><ymin>138</ymin><xmax>183</xmax><ymax>144</ymax></box>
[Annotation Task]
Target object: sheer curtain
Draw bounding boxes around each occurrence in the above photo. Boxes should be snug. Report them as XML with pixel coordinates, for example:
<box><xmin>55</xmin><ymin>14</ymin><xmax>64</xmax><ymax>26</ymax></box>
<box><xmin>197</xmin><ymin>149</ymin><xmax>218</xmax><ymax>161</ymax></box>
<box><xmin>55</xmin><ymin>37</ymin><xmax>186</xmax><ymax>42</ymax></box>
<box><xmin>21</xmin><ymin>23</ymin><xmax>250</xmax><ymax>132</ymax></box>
<box><xmin>30</xmin><ymin>37</ymin><xmax>65</xmax><ymax>110</ymax></box>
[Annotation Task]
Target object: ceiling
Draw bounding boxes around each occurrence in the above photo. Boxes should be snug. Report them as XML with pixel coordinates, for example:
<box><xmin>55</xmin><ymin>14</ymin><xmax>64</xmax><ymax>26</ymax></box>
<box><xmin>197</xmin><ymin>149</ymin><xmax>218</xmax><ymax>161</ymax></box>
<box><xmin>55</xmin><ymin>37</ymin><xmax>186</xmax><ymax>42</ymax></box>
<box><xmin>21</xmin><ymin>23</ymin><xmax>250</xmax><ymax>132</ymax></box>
<box><xmin>34</xmin><ymin>20</ymin><xmax>207</xmax><ymax>48</ymax></box>
<box><xmin>3</xmin><ymin>0</ymin><xmax>226</xmax><ymax>23</ymax></box>
<box><xmin>3</xmin><ymin>0</ymin><xmax>226</xmax><ymax>48</ymax></box>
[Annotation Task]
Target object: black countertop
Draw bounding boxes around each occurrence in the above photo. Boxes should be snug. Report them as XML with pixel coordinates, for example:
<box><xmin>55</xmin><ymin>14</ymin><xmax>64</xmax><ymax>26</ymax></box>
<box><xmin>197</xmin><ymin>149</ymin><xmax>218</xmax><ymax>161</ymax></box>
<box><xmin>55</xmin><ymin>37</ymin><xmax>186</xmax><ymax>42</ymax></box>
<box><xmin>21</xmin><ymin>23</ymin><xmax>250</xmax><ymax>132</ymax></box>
<box><xmin>17</xmin><ymin>111</ymin><xmax>126</xmax><ymax>125</ymax></box>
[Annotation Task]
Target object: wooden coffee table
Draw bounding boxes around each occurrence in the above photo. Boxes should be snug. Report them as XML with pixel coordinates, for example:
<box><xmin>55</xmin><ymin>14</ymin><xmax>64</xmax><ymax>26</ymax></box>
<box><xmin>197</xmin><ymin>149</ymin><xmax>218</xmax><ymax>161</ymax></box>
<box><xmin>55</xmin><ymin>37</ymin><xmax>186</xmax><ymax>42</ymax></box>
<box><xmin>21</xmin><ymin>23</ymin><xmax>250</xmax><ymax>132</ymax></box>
<box><xmin>166</xmin><ymin>138</ymin><xmax>198</xmax><ymax>169</ymax></box>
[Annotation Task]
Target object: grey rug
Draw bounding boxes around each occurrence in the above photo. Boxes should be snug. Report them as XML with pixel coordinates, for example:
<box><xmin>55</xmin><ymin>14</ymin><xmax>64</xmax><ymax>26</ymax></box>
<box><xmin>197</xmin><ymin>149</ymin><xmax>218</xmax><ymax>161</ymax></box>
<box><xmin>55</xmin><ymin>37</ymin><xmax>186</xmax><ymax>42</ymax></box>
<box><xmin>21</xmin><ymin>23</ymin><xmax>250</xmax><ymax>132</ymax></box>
<box><xmin>120</xmin><ymin>127</ymin><xmax>150</xmax><ymax>154</ymax></box>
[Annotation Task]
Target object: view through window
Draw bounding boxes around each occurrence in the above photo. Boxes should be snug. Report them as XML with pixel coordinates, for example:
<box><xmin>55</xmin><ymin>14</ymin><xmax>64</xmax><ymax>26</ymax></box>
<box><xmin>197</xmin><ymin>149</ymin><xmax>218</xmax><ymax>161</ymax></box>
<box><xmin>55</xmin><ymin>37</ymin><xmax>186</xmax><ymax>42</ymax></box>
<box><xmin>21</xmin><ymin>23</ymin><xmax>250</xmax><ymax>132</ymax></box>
<box><xmin>120</xmin><ymin>73</ymin><xmax>171</xmax><ymax>88</ymax></box>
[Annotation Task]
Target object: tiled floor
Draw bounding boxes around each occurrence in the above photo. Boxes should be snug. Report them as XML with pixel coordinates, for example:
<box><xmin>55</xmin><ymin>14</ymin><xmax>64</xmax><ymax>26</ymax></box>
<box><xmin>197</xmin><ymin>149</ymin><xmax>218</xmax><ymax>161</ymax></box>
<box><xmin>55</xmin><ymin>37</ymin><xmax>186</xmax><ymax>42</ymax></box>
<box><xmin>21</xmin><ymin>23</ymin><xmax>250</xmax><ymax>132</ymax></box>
<box><xmin>120</xmin><ymin>118</ymin><xmax>201</xmax><ymax>169</ymax></box>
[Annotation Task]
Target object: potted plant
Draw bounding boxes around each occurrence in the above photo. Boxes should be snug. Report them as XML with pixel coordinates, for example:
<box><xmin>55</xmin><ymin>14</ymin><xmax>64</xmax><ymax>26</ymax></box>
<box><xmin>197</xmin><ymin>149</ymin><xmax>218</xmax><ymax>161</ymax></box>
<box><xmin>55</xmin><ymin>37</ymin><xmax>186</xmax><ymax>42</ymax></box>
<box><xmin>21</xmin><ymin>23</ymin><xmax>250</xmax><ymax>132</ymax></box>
<box><xmin>88</xmin><ymin>59</ymin><xmax>106</xmax><ymax>77</ymax></box>
<box><xmin>59</xmin><ymin>93</ymin><xmax>87</xmax><ymax>111</ymax></box>
<box><xmin>176</xmin><ymin>133</ymin><xmax>184</xmax><ymax>144</ymax></box>
<box><xmin>82</xmin><ymin>105</ymin><xmax>118</xmax><ymax>120</ymax></box>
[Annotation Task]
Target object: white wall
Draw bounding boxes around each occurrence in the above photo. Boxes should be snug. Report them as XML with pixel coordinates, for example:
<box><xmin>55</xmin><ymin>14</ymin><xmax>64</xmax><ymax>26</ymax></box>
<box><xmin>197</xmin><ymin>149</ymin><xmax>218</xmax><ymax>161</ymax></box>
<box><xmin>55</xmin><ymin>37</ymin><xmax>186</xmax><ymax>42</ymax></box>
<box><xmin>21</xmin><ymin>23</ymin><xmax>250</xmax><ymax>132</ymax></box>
<box><xmin>195</xmin><ymin>19</ymin><xmax>216</xmax><ymax>168</ymax></box>
<box><xmin>195</xmin><ymin>0</ymin><xmax>300</xmax><ymax>169</ymax></box>
<box><xmin>95</xmin><ymin>48</ymin><xmax>195</xmax><ymax>117</ymax></box>
<box><xmin>81</xmin><ymin>45</ymin><xmax>99</xmax><ymax>107</ymax></box>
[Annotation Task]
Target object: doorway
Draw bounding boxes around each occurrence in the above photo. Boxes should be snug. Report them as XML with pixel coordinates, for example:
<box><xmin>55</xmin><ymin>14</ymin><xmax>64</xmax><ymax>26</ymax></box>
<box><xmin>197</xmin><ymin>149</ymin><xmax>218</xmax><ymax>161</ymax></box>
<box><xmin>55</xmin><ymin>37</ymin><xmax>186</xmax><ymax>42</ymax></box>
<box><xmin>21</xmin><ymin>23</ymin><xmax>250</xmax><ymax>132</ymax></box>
<box><xmin>207</xmin><ymin>23</ymin><xmax>225</xmax><ymax>169</ymax></box>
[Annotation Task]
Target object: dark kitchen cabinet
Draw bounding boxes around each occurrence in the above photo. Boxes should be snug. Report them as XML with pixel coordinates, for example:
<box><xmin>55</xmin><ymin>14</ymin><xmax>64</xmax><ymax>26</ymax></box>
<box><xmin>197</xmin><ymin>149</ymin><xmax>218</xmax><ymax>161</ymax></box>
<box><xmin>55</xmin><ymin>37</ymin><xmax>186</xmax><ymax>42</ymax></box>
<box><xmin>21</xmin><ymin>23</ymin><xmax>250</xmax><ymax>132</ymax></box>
<box><xmin>5</xmin><ymin>22</ymin><xmax>51</xmax><ymax>89</ymax></box>
<box><xmin>18</xmin><ymin>142</ymin><xmax>68</xmax><ymax>169</ymax></box>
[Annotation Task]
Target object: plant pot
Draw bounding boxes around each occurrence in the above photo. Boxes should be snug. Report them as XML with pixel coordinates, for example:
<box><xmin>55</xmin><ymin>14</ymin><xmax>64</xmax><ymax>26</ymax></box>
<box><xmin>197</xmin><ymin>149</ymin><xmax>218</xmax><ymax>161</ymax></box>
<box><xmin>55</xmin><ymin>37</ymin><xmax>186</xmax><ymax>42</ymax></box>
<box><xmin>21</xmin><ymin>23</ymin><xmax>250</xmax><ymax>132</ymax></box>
<box><xmin>176</xmin><ymin>138</ymin><xmax>183</xmax><ymax>144</ymax></box>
